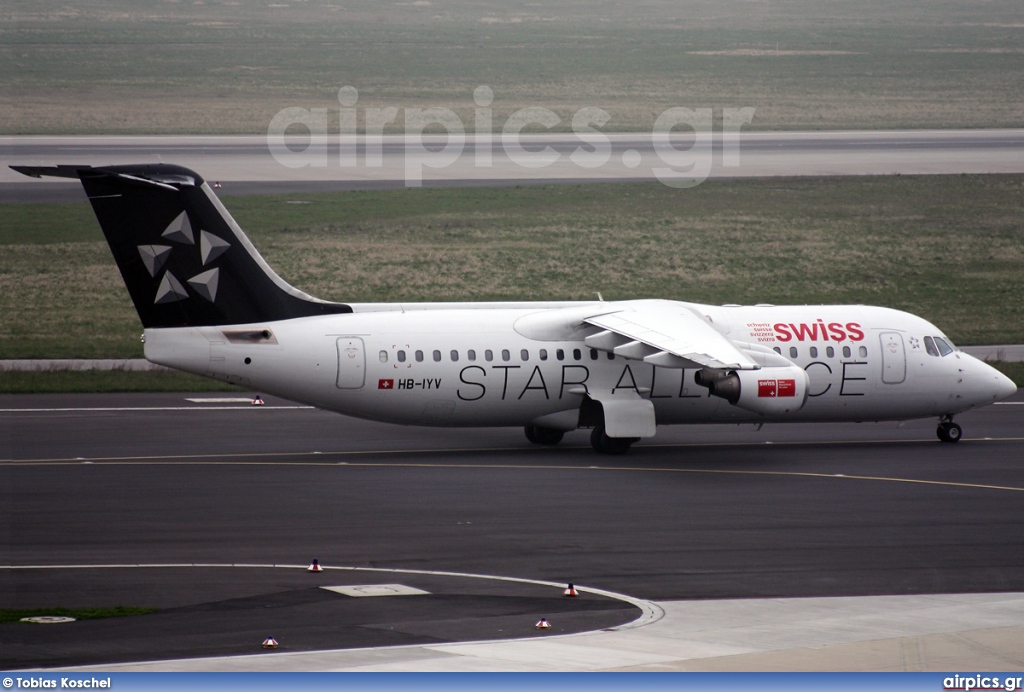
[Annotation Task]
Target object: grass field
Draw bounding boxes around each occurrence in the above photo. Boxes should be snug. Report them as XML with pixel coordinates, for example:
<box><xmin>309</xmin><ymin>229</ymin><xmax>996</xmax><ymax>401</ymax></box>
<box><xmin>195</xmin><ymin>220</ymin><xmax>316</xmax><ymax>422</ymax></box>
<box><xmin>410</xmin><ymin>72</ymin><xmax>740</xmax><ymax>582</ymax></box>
<box><xmin>2</xmin><ymin>0</ymin><xmax>1023</xmax><ymax>133</ymax></box>
<box><xmin>1</xmin><ymin>175</ymin><xmax>1022</xmax><ymax>366</ymax></box>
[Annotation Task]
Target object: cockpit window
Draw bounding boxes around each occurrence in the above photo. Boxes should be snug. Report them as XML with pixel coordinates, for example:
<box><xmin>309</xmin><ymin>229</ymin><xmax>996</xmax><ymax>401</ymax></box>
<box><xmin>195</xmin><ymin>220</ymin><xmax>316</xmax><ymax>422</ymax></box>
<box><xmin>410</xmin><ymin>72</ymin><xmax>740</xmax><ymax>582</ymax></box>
<box><xmin>924</xmin><ymin>336</ymin><xmax>939</xmax><ymax>357</ymax></box>
<box><xmin>935</xmin><ymin>337</ymin><xmax>954</xmax><ymax>357</ymax></box>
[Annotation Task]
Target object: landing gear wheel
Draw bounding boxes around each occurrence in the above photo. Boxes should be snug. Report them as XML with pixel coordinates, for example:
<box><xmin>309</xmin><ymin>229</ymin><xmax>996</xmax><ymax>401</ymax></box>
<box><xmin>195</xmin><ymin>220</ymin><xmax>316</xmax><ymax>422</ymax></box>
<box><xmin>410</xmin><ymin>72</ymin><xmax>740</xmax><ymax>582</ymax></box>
<box><xmin>937</xmin><ymin>421</ymin><xmax>963</xmax><ymax>443</ymax></box>
<box><xmin>525</xmin><ymin>425</ymin><xmax>564</xmax><ymax>446</ymax></box>
<box><xmin>590</xmin><ymin>424</ymin><xmax>637</xmax><ymax>455</ymax></box>
<box><xmin>524</xmin><ymin>425</ymin><xmax>539</xmax><ymax>444</ymax></box>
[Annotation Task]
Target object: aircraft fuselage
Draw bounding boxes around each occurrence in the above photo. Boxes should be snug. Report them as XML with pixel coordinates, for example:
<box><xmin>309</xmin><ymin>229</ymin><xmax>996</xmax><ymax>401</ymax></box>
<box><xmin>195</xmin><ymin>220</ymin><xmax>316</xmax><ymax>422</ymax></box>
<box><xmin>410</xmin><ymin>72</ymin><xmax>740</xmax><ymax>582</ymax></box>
<box><xmin>145</xmin><ymin>301</ymin><xmax>1011</xmax><ymax>429</ymax></box>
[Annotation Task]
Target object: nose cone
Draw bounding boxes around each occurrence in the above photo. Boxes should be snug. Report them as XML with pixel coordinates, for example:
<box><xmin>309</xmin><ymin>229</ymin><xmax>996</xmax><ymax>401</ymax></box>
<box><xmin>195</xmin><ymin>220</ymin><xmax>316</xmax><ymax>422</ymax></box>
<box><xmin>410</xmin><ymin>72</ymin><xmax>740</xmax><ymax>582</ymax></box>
<box><xmin>993</xmin><ymin>368</ymin><xmax>1017</xmax><ymax>401</ymax></box>
<box><xmin>970</xmin><ymin>356</ymin><xmax>1017</xmax><ymax>404</ymax></box>
<box><xmin>948</xmin><ymin>353</ymin><xmax>1017</xmax><ymax>412</ymax></box>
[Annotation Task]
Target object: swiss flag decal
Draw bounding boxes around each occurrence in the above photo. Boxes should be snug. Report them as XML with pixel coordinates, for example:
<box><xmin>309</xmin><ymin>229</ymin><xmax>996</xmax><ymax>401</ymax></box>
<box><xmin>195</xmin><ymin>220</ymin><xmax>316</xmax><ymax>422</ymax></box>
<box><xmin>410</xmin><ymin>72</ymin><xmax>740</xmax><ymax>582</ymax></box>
<box><xmin>378</xmin><ymin>379</ymin><xmax>394</xmax><ymax>390</ymax></box>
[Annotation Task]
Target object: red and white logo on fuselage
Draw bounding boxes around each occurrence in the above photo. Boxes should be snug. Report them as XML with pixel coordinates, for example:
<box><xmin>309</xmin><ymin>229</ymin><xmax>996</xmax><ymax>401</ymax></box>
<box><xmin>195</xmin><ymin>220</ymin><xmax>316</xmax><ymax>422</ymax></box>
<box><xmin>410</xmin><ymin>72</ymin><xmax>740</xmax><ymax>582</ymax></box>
<box><xmin>758</xmin><ymin>379</ymin><xmax>796</xmax><ymax>397</ymax></box>
<box><xmin>773</xmin><ymin>320</ymin><xmax>864</xmax><ymax>343</ymax></box>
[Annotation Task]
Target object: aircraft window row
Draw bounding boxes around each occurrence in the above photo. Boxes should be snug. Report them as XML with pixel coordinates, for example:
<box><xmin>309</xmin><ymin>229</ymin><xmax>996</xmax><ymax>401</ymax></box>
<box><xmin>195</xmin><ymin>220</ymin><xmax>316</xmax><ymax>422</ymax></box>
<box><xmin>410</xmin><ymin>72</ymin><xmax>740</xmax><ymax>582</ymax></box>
<box><xmin>773</xmin><ymin>345</ymin><xmax>868</xmax><ymax>359</ymax></box>
<box><xmin>379</xmin><ymin>347</ymin><xmax>617</xmax><ymax>364</ymax></box>
<box><xmin>924</xmin><ymin>336</ymin><xmax>954</xmax><ymax>357</ymax></box>
<box><xmin>383</xmin><ymin>342</ymin><xmax>889</xmax><ymax>365</ymax></box>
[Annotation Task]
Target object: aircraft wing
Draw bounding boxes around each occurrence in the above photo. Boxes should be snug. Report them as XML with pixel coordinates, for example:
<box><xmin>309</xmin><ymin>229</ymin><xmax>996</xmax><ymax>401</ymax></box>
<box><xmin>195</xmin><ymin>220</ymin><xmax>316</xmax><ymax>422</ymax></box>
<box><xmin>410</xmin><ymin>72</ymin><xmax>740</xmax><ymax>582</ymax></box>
<box><xmin>583</xmin><ymin>300</ymin><xmax>759</xmax><ymax>371</ymax></box>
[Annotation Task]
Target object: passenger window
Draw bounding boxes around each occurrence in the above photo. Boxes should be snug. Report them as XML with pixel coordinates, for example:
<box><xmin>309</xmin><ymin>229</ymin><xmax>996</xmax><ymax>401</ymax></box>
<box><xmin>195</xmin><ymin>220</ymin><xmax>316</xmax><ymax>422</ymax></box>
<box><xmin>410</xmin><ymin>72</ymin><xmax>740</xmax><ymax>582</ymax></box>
<box><xmin>397</xmin><ymin>350</ymin><xmax>406</xmax><ymax>363</ymax></box>
<box><xmin>433</xmin><ymin>350</ymin><xmax>441</xmax><ymax>362</ymax></box>
<box><xmin>485</xmin><ymin>349</ymin><xmax>494</xmax><ymax>362</ymax></box>
<box><xmin>521</xmin><ymin>349</ymin><xmax>529</xmax><ymax>361</ymax></box>
<box><xmin>826</xmin><ymin>347</ymin><xmax>835</xmax><ymax>358</ymax></box>
<box><xmin>501</xmin><ymin>349</ymin><xmax>511</xmax><ymax>362</ymax></box>
<box><xmin>858</xmin><ymin>346</ymin><xmax>868</xmax><ymax>358</ymax></box>
<box><xmin>789</xmin><ymin>347</ymin><xmax>798</xmax><ymax>358</ymax></box>
<box><xmin>539</xmin><ymin>349</ymin><xmax>548</xmax><ymax>361</ymax></box>
<box><xmin>810</xmin><ymin>346</ymin><xmax>818</xmax><ymax>358</ymax></box>
<box><xmin>415</xmin><ymin>350</ymin><xmax>424</xmax><ymax>362</ymax></box>
<box><xmin>379</xmin><ymin>350</ymin><xmax>388</xmax><ymax>363</ymax></box>
<box><xmin>573</xmin><ymin>348</ymin><xmax>582</xmax><ymax>361</ymax></box>
<box><xmin>842</xmin><ymin>346</ymin><xmax>851</xmax><ymax>358</ymax></box>
<box><xmin>935</xmin><ymin>337</ymin><xmax>953</xmax><ymax>357</ymax></box>
<box><xmin>467</xmin><ymin>349</ymin><xmax>476</xmax><ymax>362</ymax></box>
<box><xmin>590</xmin><ymin>348</ymin><xmax>599</xmax><ymax>360</ymax></box>
<box><xmin>924</xmin><ymin>336</ymin><xmax>939</xmax><ymax>357</ymax></box>
<box><xmin>773</xmin><ymin>347</ymin><xmax>781</xmax><ymax>355</ymax></box>
<box><xmin>450</xmin><ymin>350</ymin><xmax>459</xmax><ymax>362</ymax></box>
<box><xmin>556</xmin><ymin>349</ymin><xmax>565</xmax><ymax>361</ymax></box>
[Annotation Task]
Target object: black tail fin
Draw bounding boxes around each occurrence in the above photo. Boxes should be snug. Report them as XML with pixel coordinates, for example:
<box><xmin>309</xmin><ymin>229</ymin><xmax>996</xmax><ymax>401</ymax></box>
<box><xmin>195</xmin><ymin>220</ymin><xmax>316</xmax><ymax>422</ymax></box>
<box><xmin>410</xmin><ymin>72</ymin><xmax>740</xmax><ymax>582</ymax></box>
<box><xmin>11</xmin><ymin>164</ymin><xmax>351</xmax><ymax>328</ymax></box>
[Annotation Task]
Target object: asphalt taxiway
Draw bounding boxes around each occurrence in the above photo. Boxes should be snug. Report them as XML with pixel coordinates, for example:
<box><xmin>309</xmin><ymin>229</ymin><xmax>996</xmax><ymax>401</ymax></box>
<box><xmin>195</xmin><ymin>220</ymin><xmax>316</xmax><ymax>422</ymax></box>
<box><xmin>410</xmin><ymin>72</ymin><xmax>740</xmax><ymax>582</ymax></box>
<box><xmin>2</xmin><ymin>390</ymin><xmax>1023</xmax><ymax>669</ymax></box>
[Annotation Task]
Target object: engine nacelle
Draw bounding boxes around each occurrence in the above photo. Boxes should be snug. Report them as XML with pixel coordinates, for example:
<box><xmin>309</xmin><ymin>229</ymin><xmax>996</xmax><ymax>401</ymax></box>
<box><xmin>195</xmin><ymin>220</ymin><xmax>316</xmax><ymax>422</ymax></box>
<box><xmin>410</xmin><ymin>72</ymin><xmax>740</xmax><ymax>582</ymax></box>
<box><xmin>697</xmin><ymin>365</ymin><xmax>809</xmax><ymax>415</ymax></box>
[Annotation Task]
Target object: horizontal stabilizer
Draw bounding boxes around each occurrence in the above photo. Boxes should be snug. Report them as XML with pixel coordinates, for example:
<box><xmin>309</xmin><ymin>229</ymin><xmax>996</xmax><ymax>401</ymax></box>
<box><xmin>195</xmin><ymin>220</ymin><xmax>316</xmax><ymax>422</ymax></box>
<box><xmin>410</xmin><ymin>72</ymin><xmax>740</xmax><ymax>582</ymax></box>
<box><xmin>10</xmin><ymin>164</ymin><xmax>89</xmax><ymax>180</ymax></box>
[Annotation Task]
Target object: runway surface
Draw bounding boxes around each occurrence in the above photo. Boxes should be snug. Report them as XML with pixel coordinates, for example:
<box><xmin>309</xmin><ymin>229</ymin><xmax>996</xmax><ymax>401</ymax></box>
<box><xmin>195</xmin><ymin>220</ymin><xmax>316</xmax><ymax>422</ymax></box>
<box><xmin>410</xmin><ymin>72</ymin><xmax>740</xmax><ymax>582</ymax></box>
<box><xmin>4</xmin><ymin>130</ymin><xmax>1024</xmax><ymax>202</ymax></box>
<box><xmin>2</xmin><ymin>390</ymin><xmax>1023</xmax><ymax>668</ymax></box>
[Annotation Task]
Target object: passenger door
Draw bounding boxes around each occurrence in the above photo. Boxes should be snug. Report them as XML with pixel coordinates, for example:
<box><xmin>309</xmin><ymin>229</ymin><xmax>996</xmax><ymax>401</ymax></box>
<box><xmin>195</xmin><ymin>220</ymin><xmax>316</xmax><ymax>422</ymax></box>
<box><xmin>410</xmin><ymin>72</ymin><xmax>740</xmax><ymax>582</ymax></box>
<box><xmin>336</xmin><ymin>337</ymin><xmax>366</xmax><ymax>389</ymax></box>
<box><xmin>879</xmin><ymin>332</ymin><xmax>906</xmax><ymax>384</ymax></box>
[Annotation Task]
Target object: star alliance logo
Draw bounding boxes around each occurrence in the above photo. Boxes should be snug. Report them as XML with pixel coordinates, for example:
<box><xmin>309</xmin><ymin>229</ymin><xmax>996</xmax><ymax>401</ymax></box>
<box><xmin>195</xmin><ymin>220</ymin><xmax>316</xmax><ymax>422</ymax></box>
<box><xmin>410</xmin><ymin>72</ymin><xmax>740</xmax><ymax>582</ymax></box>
<box><xmin>137</xmin><ymin>211</ymin><xmax>230</xmax><ymax>305</ymax></box>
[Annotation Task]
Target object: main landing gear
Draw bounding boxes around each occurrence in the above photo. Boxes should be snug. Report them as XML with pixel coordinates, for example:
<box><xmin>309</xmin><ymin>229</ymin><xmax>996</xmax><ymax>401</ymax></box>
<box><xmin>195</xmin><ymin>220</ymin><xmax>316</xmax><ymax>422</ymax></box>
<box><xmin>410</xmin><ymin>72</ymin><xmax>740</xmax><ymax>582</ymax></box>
<box><xmin>523</xmin><ymin>423</ymin><xmax>639</xmax><ymax>454</ymax></box>
<box><xmin>936</xmin><ymin>415</ymin><xmax>963</xmax><ymax>443</ymax></box>
<box><xmin>589</xmin><ymin>422</ymin><xmax>639</xmax><ymax>455</ymax></box>
<box><xmin>524</xmin><ymin>424</ymin><xmax>564</xmax><ymax>446</ymax></box>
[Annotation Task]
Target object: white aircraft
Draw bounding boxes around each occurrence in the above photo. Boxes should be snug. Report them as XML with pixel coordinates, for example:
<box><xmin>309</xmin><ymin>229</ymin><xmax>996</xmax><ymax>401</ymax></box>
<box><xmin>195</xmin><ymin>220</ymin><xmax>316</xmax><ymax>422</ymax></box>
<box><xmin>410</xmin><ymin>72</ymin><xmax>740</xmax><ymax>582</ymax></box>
<box><xmin>14</xmin><ymin>164</ymin><xmax>1016</xmax><ymax>453</ymax></box>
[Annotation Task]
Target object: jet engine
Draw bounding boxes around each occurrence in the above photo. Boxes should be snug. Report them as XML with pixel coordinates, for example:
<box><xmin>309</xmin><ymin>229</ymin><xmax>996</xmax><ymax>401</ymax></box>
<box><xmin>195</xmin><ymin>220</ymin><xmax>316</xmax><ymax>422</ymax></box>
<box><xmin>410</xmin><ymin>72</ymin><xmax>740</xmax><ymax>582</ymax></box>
<box><xmin>695</xmin><ymin>365</ymin><xmax>809</xmax><ymax>415</ymax></box>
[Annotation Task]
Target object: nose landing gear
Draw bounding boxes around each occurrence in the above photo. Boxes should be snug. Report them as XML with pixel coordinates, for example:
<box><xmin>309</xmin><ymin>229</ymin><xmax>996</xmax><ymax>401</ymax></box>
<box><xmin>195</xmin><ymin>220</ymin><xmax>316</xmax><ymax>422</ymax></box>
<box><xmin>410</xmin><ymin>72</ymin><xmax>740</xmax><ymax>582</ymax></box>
<box><xmin>937</xmin><ymin>416</ymin><xmax>963</xmax><ymax>443</ymax></box>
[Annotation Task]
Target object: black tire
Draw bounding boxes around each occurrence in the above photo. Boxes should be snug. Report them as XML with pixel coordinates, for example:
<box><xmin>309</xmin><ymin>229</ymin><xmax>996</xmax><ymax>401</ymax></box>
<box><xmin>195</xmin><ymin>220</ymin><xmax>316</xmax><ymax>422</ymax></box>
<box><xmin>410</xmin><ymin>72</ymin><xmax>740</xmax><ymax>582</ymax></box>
<box><xmin>602</xmin><ymin>436</ymin><xmax>636</xmax><ymax>455</ymax></box>
<box><xmin>937</xmin><ymin>421</ymin><xmax>963</xmax><ymax>443</ymax></box>
<box><xmin>948</xmin><ymin>422</ymin><xmax>963</xmax><ymax>442</ymax></box>
<box><xmin>533</xmin><ymin>426</ymin><xmax>564</xmax><ymax>446</ymax></box>
<box><xmin>590</xmin><ymin>423</ymin><xmax>636</xmax><ymax>455</ymax></box>
<box><xmin>524</xmin><ymin>425</ymin><xmax>539</xmax><ymax>444</ymax></box>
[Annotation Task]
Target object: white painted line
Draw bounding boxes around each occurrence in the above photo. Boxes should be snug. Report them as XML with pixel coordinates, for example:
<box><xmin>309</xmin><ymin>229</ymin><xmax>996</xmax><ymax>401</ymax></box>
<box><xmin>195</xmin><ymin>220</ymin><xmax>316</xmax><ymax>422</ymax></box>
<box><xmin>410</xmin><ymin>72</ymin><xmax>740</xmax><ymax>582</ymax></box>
<box><xmin>994</xmin><ymin>402</ymin><xmax>1024</xmax><ymax>405</ymax></box>
<box><xmin>185</xmin><ymin>397</ymin><xmax>262</xmax><ymax>403</ymax></box>
<box><xmin>0</xmin><ymin>406</ymin><xmax>315</xmax><ymax>413</ymax></box>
